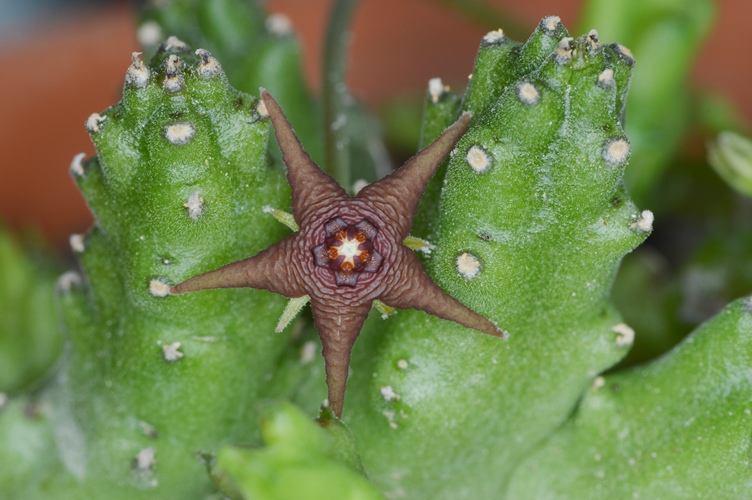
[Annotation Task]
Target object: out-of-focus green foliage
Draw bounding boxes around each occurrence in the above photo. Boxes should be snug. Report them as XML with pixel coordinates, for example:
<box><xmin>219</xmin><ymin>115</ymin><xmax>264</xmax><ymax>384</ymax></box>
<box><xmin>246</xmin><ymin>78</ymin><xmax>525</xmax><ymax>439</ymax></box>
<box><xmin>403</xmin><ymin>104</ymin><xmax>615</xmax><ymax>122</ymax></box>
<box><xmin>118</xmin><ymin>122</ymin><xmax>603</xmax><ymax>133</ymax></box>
<box><xmin>708</xmin><ymin>131</ymin><xmax>752</xmax><ymax>196</ymax></box>
<box><xmin>0</xmin><ymin>227</ymin><xmax>61</xmax><ymax>394</ymax></box>
<box><xmin>210</xmin><ymin>403</ymin><xmax>381</xmax><ymax>500</ymax></box>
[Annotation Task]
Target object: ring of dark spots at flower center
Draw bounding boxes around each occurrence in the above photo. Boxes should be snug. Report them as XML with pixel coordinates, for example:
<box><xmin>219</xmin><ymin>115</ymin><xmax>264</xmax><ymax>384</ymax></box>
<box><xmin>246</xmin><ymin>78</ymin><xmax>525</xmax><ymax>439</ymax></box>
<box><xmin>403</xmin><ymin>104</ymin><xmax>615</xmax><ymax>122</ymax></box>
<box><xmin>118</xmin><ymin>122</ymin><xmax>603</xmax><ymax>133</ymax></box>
<box><xmin>312</xmin><ymin>217</ymin><xmax>384</xmax><ymax>287</ymax></box>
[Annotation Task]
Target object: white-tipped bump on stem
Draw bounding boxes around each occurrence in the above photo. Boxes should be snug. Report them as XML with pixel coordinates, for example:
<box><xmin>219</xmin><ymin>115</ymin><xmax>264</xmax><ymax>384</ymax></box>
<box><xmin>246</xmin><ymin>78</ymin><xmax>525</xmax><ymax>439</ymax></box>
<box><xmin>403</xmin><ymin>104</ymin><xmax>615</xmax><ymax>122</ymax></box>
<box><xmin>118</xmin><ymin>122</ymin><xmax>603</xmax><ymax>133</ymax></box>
<box><xmin>586</xmin><ymin>29</ymin><xmax>601</xmax><ymax>50</ymax></box>
<box><xmin>163</xmin><ymin>55</ymin><xmax>184</xmax><ymax>93</ymax></box>
<box><xmin>612</xmin><ymin>323</ymin><xmax>635</xmax><ymax>347</ymax></box>
<box><xmin>483</xmin><ymin>29</ymin><xmax>505</xmax><ymax>44</ymax></box>
<box><xmin>266</xmin><ymin>13</ymin><xmax>293</xmax><ymax>35</ymax></box>
<box><xmin>428</xmin><ymin>77</ymin><xmax>447</xmax><ymax>104</ymax></box>
<box><xmin>149</xmin><ymin>279</ymin><xmax>170</xmax><ymax>297</ymax></box>
<box><xmin>613</xmin><ymin>43</ymin><xmax>635</xmax><ymax>65</ymax></box>
<box><xmin>134</xmin><ymin>447</ymin><xmax>156</xmax><ymax>471</ymax></box>
<box><xmin>70</xmin><ymin>153</ymin><xmax>86</xmax><ymax>176</ymax></box>
<box><xmin>592</xmin><ymin>376</ymin><xmax>606</xmax><ymax>392</ymax></box>
<box><xmin>139</xmin><ymin>421</ymin><xmax>158</xmax><ymax>439</ymax></box>
<box><xmin>69</xmin><ymin>234</ymin><xmax>85</xmax><ymax>253</ymax></box>
<box><xmin>542</xmin><ymin>16</ymin><xmax>561</xmax><ymax>33</ymax></box>
<box><xmin>380</xmin><ymin>386</ymin><xmax>401</xmax><ymax>402</ymax></box>
<box><xmin>126</xmin><ymin>52</ymin><xmax>150</xmax><ymax>88</ymax></box>
<box><xmin>456</xmin><ymin>252</ymin><xmax>482</xmax><ymax>280</ymax></box>
<box><xmin>86</xmin><ymin>113</ymin><xmax>106</xmax><ymax>133</ymax></box>
<box><xmin>161</xmin><ymin>342</ymin><xmax>183</xmax><ymax>362</ymax></box>
<box><xmin>630</xmin><ymin>210</ymin><xmax>654</xmax><ymax>234</ymax></box>
<box><xmin>397</xmin><ymin>359</ymin><xmax>409</xmax><ymax>370</ymax></box>
<box><xmin>164</xmin><ymin>122</ymin><xmax>195</xmax><ymax>146</ymax></box>
<box><xmin>183</xmin><ymin>191</ymin><xmax>204</xmax><ymax>221</ymax></box>
<box><xmin>163</xmin><ymin>36</ymin><xmax>189</xmax><ymax>52</ymax></box>
<box><xmin>555</xmin><ymin>37</ymin><xmax>574</xmax><ymax>64</ymax></box>
<box><xmin>466</xmin><ymin>145</ymin><xmax>493</xmax><ymax>173</ymax></box>
<box><xmin>517</xmin><ymin>82</ymin><xmax>541</xmax><ymax>106</ymax></box>
<box><xmin>598</xmin><ymin>68</ymin><xmax>616</xmax><ymax>89</ymax></box>
<box><xmin>602</xmin><ymin>138</ymin><xmax>631</xmax><ymax>166</ymax></box>
<box><xmin>195</xmin><ymin>48</ymin><xmax>221</xmax><ymax>79</ymax></box>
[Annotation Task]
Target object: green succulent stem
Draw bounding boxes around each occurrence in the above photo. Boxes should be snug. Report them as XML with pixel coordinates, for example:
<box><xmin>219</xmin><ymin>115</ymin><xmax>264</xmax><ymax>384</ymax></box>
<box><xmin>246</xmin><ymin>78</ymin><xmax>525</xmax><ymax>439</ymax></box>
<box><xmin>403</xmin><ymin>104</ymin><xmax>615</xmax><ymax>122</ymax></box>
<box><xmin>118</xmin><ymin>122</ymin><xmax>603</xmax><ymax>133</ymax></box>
<box><xmin>3</xmin><ymin>5</ymin><xmax>751</xmax><ymax>499</ymax></box>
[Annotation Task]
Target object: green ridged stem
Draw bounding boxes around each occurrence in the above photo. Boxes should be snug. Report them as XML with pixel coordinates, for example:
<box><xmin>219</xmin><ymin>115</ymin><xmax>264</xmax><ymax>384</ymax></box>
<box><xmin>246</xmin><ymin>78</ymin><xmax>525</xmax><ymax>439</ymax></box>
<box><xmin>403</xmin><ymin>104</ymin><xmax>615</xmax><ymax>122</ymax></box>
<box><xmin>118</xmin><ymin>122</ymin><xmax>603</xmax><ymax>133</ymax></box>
<box><xmin>140</xmin><ymin>0</ymin><xmax>320</xmax><ymax>163</ymax></box>
<box><xmin>412</xmin><ymin>83</ymin><xmax>463</xmax><ymax>237</ymax></box>
<box><xmin>0</xmin><ymin>43</ymin><xmax>291</xmax><ymax>497</ymax></box>
<box><xmin>579</xmin><ymin>0</ymin><xmax>716</xmax><ymax>203</ymax></box>
<box><xmin>461</xmin><ymin>32</ymin><xmax>520</xmax><ymax>116</ymax></box>
<box><xmin>5</xmin><ymin>6</ymin><xmax>750</xmax><ymax>497</ymax></box>
<box><xmin>508</xmin><ymin>296</ymin><xmax>752</xmax><ymax>498</ymax></box>
<box><xmin>344</xmin><ymin>24</ymin><xmax>648</xmax><ymax>498</ymax></box>
<box><xmin>140</xmin><ymin>0</ymin><xmax>389</xmax><ymax>188</ymax></box>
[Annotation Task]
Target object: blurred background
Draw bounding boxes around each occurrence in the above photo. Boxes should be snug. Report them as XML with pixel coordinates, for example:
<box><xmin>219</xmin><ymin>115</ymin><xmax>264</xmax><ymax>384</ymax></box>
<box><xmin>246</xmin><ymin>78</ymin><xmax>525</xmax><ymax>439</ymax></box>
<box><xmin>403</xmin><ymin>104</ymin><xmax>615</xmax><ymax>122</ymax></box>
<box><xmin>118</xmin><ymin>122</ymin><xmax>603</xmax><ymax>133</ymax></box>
<box><xmin>1</xmin><ymin>0</ymin><xmax>751</xmax><ymax>371</ymax></box>
<box><xmin>1</xmin><ymin>0</ymin><xmax>750</xmax><ymax>249</ymax></box>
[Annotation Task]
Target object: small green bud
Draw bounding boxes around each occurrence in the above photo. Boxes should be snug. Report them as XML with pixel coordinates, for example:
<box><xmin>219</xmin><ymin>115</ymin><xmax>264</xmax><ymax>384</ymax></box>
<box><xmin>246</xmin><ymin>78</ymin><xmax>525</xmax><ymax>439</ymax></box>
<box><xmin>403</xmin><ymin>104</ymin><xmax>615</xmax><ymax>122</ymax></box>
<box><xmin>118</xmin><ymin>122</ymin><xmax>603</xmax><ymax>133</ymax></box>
<box><xmin>708</xmin><ymin>131</ymin><xmax>752</xmax><ymax>196</ymax></box>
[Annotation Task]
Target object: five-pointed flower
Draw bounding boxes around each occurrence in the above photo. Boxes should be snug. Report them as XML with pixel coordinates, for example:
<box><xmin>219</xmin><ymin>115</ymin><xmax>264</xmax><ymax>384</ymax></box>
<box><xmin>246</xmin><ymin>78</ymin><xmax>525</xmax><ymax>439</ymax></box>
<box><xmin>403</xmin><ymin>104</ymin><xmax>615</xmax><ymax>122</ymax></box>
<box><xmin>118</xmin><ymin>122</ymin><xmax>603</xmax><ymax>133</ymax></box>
<box><xmin>170</xmin><ymin>89</ymin><xmax>505</xmax><ymax>418</ymax></box>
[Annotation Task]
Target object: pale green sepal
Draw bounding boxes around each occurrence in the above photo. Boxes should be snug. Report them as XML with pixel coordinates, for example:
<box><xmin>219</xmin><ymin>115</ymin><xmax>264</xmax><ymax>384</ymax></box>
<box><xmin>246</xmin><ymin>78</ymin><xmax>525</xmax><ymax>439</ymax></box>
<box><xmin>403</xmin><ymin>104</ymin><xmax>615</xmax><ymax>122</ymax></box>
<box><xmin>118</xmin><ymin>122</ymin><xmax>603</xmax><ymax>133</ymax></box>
<box><xmin>276</xmin><ymin>295</ymin><xmax>310</xmax><ymax>333</ymax></box>
<box><xmin>263</xmin><ymin>206</ymin><xmax>299</xmax><ymax>232</ymax></box>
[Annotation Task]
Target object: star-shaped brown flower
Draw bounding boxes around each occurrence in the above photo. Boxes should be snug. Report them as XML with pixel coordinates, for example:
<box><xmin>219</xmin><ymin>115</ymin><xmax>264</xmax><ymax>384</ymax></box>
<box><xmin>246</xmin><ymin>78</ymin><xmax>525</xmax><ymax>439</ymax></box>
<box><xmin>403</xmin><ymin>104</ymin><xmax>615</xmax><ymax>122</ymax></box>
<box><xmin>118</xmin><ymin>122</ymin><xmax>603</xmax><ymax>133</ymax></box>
<box><xmin>171</xmin><ymin>90</ymin><xmax>504</xmax><ymax>417</ymax></box>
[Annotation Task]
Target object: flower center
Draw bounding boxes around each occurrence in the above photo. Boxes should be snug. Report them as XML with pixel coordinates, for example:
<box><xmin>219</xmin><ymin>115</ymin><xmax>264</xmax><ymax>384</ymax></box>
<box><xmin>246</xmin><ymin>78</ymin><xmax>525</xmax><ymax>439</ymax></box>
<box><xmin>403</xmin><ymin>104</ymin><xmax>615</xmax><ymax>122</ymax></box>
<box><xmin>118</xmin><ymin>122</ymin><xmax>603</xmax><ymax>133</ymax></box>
<box><xmin>332</xmin><ymin>230</ymin><xmax>368</xmax><ymax>271</ymax></box>
<box><xmin>313</xmin><ymin>218</ymin><xmax>384</xmax><ymax>287</ymax></box>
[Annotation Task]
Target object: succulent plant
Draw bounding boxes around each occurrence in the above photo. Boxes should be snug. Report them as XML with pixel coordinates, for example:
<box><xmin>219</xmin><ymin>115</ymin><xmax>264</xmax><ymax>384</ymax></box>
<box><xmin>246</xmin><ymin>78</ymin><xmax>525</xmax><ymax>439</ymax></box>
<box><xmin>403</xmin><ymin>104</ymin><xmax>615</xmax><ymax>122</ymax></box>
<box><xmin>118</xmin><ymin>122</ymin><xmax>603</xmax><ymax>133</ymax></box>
<box><xmin>342</xmin><ymin>18</ymin><xmax>653</xmax><ymax>498</ymax></box>
<box><xmin>506</xmin><ymin>296</ymin><xmax>752</xmax><ymax>498</ymax></box>
<box><xmin>1</xmin><ymin>38</ymin><xmax>293</xmax><ymax>497</ymax></box>
<box><xmin>579</xmin><ymin>0</ymin><xmax>716</xmax><ymax>203</ymax></box>
<box><xmin>169</xmin><ymin>89</ymin><xmax>505</xmax><ymax>420</ymax></box>
<box><xmin>2</xmin><ymin>2</ymin><xmax>752</xmax><ymax>499</ymax></box>
<box><xmin>138</xmin><ymin>0</ymin><xmax>392</xmax><ymax>186</ymax></box>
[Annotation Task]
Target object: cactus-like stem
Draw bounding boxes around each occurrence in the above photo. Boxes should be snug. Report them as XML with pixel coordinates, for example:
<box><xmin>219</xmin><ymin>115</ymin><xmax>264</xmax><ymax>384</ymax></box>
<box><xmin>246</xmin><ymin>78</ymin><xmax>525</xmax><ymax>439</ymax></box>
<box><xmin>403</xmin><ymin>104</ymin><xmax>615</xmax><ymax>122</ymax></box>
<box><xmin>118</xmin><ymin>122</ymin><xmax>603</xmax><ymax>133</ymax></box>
<box><xmin>508</xmin><ymin>296</ymin><xmax>752</xmax><ymax>497</ymax></box>
<box><xmin>170</xmin><ymin>90</ymin><xmax>500</xmax><ymax>420</ymax></box>
<box><xmin>2</xmin><ymin>42</ymin><xmax>293</xmax><ymax>497</ymax></box>
<box><xmin>344</xmin><ymin>20</ymin><xmax>651</xmax><ymax>498</ymax></box>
